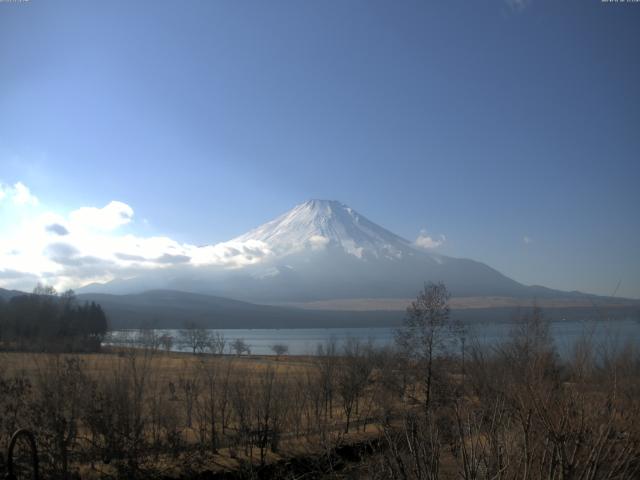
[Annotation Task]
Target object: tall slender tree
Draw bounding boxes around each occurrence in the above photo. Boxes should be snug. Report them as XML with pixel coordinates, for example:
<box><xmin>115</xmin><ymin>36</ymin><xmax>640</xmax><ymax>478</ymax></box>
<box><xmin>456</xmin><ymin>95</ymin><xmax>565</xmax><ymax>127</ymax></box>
<box><xmin>396</xmin><ymin>282</ymin><xmax>459</xmax><ymax>413</ymax></box>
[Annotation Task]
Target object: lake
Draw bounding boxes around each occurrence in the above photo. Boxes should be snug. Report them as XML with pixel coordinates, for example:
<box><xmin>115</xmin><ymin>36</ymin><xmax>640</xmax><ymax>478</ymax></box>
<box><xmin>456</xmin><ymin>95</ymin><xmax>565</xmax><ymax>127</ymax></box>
<box><xmin>106</xmin><ymin>318</ymin><xmax>640</xmax><ymax>358</ymax></box>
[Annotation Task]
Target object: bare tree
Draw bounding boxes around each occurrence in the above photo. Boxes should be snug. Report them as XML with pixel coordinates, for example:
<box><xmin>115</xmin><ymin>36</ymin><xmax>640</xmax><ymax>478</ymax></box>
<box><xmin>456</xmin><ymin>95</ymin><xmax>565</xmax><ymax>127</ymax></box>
<box><xmin>178</xmin><ymin>365</ymin><xmax>200</xmax><ymax>428</ymax></box>
<box><xmin>138</xmin><ymin>329</ymin><xmax>161</xmax><ymax>351</ymax></box>
<box><xmin>395</xmin><ymin>282</ymin><xmax>458</xmax><ymax>413</ymax></box>
<box><xmin>231</xmin><ymin>338</ymin><xmax>251</xmax><ymax>356</ymax></box>
<box><xmin>253</xmin><ymin>367</ymin><xmax>285</xmax><ymax>465</ymax></box>
<box><xmin>375</xmin><ymin>412</ymin><xmax>442</xmax><ymax>480</ymax></box>
<box><xmin>207</xmin><ymin>331</ymin><xmax>226</xmax><ymax>355</ymax></box>
<box><xmin>217</xmin><ymin>359</ymin><xmax>234</xmax><ymax>436</ymax></box>
<box><xmin>194</xmin><ymin>357</ymin><xmax>227</xmax><ymax>452</ymax></box>
<box><xmin>316</xmin><ymin>338</ymin><xmax>338</xmax><ymax>422</ymax></box>
<box><xmin>336</xmin><ymin>338</ymin><xmax>372</xmax><ymax>433</ymax></box>
<box><xmin>179</xmin><ymin>322</ymin><xmax>212</xmax><ymax>354</ymax></box>
<box><xmin>271</xmin><ymin>343</ymin><xmax>289</xmax><ymax>358</ymax></box>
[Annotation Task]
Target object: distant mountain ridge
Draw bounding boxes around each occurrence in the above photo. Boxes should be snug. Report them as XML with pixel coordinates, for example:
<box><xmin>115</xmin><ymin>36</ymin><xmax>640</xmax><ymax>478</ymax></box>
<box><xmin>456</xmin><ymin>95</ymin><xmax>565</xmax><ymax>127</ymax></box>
<box><xmin>0</xmin><ymin>288</ymin><xmax>24</xmax><ymax>301</ymax></box>
<box><xmin>3</xmin><ymin>287</ymin><xmax>636</xmax><ymax>330</ymax></box>
<box><xmin>75</xmin><ymin>289</ymin><xmax>402</xmax><ymax>329</ymax></box>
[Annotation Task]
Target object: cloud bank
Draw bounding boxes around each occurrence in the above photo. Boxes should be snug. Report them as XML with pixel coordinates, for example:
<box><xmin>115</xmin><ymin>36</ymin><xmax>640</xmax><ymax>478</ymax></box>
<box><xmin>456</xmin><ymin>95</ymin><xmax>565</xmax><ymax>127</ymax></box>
<box><xmin>0</xmin><ymin>181</ymin><xmax>39</xmax><ymax>207</ymax></box>
<box><xmin>0</xmin><ymin>182</ymin><xmax>273</xmax><ymax>292</ymax></box>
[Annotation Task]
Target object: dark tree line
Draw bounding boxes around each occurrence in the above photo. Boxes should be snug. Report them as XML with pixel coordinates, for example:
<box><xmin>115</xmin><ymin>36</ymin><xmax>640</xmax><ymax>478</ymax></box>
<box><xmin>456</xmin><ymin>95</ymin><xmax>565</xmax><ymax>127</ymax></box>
<box><xmin>0</xmin><ymin>284</ymin><xmax>108</xmax><ymax>351</ymax></box>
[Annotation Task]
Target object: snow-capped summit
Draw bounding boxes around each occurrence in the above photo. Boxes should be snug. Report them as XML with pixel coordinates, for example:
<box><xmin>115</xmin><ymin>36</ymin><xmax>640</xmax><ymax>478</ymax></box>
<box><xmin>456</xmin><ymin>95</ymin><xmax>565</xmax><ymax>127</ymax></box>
<box><xmin>232</xmin><ymin>199</ymin><xmax>420</xmax><ymax>260</ymax></box>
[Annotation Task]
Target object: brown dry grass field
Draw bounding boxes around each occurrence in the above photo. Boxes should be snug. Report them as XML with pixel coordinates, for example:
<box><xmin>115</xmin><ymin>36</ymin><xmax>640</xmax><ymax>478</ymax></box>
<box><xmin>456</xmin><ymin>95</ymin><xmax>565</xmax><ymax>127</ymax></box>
<box><xmin>0</xmin><ymin>347</ymin><xmax>401</xmax><ymax>479</ymax></box>
<box><xmin>0</xmin><ymin>348</ymin><xmax>311</xmax><ymax>380</ymax></box>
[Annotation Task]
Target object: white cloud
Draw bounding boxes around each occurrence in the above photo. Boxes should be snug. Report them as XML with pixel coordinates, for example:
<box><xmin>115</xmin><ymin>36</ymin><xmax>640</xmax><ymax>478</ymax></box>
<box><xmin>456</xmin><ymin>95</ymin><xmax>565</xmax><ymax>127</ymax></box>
<box><xmin>0</xmin><ymin>182</ymin><xmax>274</xmax><ymax>291</ymax></box>
<box><xmin>523</xmin><ymin>235</ymin><xmax>533</xmax><ymax>245</ymax></box>
<box><xmin>0</xmin><ymin>181</ymin><xmax>39</xmax><ymax>207</ymax></box>
<box><xmin>190</xmin><ymin>239</ymin><xmax>274</xmax><ymax>268</ymax></box>
<box><xmin>12</xmin><ymin>182</ymin><xmax>39</xmax><ymax>206</ymax></box>
<box><xmin>308</xmin><ymin>235</ymin><xmax>330</xmax><ymax>251</ymax></box>
<box><xmin>69</xmin><ymin>201</ymin><xmax>134</xmax><ymax>231</ymax></box>
<box><xmin>415</xmin><ymin>230</ymin><xmax>446</xmax><ymax>249</ymax></box>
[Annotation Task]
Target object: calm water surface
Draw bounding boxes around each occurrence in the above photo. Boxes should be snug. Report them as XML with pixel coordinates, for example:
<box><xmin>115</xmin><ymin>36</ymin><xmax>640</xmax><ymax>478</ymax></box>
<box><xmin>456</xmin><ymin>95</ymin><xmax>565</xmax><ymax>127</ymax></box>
<box><xmin>107</xmin><ymin>318</ymin><xmax>640</xmax><ymax>357</ymax></box>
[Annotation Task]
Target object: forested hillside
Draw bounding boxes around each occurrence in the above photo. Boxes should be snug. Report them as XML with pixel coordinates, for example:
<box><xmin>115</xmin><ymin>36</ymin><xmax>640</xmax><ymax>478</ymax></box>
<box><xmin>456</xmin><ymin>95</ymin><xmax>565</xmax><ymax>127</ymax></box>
<box><xmin>0</xmin><ymin>285</ymin><xmax>108</xmax><ymax>352</ymax></box>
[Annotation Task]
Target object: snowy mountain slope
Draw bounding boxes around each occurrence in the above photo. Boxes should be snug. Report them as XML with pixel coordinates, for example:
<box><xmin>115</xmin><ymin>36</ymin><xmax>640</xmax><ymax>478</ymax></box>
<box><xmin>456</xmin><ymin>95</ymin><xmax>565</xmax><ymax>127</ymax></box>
<box><xmin>232</xmin><ymin>199</ymin><xmax>425</xmax><ymax>260</ymax></box>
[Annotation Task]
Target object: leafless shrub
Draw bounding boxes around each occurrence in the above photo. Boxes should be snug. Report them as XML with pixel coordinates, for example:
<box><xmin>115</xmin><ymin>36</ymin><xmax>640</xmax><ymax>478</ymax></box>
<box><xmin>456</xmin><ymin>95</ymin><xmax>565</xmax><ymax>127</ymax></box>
<box><xmin>0</xmin><ymin>367</ymin><xmax>32</xmax><ymax>476</ymax></box>
<box><xmin>30</xmin><ymin>355</ymin><xmax>89</xmax><ymax>479</ymax></box>
<box><xmin>271</xmin><ymin>343</ymin><xmax>289</xmax><ymax>357</ymax></box>
<box><xmin>231</xmin><ymin>337</ymin><xmax>251</xmax><ymax>356</ymax></box>
<box><xmin>207</xmin><ymin>331</ymin><xmax>226</xmax><ymax>355</ymax></box>
<box><xmin>179</xmin><ymin>323</ymin><xmax>213</xmax><ymax>354</ymax></box>
<box><xmin>336</xmin><ymin>337</ymin><xmax>373</xmax><ymax>433</ymax></box>
<box><xmin>83</xmin><ymin>349</ymin><xmax>158</xmax><ymax>478</ymax></box>
<box><xmin>316</xmin><ymin>338</ymin><xmax>338</xmax><ymax>424</ymax></box>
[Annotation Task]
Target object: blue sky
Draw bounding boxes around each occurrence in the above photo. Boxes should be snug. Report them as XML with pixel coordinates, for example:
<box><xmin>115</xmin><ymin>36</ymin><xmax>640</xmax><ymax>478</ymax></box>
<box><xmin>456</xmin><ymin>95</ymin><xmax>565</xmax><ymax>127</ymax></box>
<box><xmin>1</xmin><ymin>0</ymin><xmax>639</xmax><ymax>298</ymax></box>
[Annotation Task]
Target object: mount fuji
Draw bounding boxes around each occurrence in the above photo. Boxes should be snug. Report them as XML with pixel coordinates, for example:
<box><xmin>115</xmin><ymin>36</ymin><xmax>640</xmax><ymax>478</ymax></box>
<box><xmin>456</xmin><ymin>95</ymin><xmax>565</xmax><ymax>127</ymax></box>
<box><xmin>80</xmin><ymin>199</ymin><xmax>586</xmax><ymax>305</ymax></box>
<box><xmin>231</xmin><ymin>199</ymin><xmax>421</xmax><ymax>261</ymax></box>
